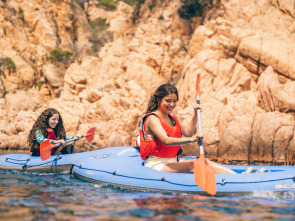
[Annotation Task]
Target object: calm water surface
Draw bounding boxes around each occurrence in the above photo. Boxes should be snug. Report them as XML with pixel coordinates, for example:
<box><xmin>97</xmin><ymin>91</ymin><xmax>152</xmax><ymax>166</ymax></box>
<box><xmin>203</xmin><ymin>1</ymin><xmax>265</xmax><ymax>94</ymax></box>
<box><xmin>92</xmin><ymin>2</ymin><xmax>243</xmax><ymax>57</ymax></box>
<box><xmin>1</xmin><ymin>169</ymin><xmax>295</xmax><ymax>221</ymax></box>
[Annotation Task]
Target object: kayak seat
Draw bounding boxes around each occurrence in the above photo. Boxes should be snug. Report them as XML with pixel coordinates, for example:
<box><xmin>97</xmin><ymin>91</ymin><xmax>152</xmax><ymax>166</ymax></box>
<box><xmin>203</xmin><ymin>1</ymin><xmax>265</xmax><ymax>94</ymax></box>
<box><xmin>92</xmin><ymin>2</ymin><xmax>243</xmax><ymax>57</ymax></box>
<box><xmin>242</xmin><ymin>167</ymin><xmax>254</xmax><ymax>173</ymax></box>
<box><xmin>256</xmin><ymin>168</ymin><xmax>267</xmax><ymax>173</ymax></box>
<box><xmin>242</xmin><ymin>167</ymin><xmax>268</xmax><ymax>173</ymax></box>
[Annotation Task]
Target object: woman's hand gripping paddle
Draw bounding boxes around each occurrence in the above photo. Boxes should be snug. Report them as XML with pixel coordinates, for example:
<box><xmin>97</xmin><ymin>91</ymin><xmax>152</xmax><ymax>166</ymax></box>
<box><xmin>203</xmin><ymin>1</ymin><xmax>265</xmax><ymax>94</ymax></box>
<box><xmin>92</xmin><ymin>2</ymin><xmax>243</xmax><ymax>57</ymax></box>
<box><xmin>40</xmin><ymin>127</ymin><xmax>96</xmax><ymax>161</ymax></box>
<box><xmin>193</xmin><ymin>74</ymin><xmax>216</xmax><ymax>195</ymax></box>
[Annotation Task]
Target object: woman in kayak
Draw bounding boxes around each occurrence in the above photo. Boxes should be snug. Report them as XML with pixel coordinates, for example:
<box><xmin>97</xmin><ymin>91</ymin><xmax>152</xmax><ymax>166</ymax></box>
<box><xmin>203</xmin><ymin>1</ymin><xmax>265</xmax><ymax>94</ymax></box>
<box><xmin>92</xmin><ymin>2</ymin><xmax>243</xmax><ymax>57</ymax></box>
<box><xmin>139</xmin><ymin>84</ymin><xmax>236</xmax><ymax>174</ymax></box>
<box><xmin>28</xmin><ymin>108</ymin><xmax>79</xmax><ymax>156</ymax></box>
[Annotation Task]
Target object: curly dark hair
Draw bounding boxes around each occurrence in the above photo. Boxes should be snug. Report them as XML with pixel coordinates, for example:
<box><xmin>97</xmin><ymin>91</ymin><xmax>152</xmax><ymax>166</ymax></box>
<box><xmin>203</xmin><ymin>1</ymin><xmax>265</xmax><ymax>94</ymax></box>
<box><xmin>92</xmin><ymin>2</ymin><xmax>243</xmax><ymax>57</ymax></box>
<box><xmin>27</xmin><ymin>108</ymin><xmax>66</xmax><ymax>149</ymax></box>
<box><xmin>146</xmin><ymin>84</ymin><xmax>179</xmax><ymax>113</ymax></box>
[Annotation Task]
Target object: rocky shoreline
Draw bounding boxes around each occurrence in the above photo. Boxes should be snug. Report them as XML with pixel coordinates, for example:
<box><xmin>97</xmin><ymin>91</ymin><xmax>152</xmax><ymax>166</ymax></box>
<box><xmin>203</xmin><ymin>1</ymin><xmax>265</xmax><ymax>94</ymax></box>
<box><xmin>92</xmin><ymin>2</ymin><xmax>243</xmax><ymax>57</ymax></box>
<box><xmin>0</xmin><ymin>0</ymin><xmax>295</xmax><ymax>165</ymax></box>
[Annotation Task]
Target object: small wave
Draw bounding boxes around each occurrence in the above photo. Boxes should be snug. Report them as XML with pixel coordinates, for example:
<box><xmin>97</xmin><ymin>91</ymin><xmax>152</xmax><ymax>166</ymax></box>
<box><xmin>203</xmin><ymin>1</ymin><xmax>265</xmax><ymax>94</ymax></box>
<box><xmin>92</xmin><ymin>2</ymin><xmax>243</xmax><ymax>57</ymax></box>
<box><xmin>252</xmin><ymin>190</ymin><xmax>295</xmax><ymax>201</ymax></box>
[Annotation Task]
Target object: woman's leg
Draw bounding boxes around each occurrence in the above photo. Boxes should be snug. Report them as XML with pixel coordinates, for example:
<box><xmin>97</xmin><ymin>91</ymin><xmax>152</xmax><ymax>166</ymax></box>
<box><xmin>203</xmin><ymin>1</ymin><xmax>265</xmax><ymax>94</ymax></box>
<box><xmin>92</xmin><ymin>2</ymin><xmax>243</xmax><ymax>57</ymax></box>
<box><xmin>60</xmin><ymin>144</ymin><xmax>77</xmax><ymax>154</ymax></box>
<box><xmin>51</xmin><ymin>148</ymin><xmax>62</xmax><ymax>155</ymax></box>
<box><xmin>31</xmin><ymin>144</ymin><xmax>40</xmax><ymax>156</ymax></box>
<box><xmin>205</xmin><ymin>159</ymin><xmax>236</xmax><ymax>174</ymax></box>
<box><xmin>161</xmin><ymin>159</ymin><xmax>195</xmax><ymax>173</ymax></box>
<box><xmin>161</xmin><ymin>159</ymin><xmax>236</xmax><ymax>174</ymax></box>
<box><xmin>31</xmin><ymin>149</ymin><xmax>40</xmax><ymax>156</ymax></box>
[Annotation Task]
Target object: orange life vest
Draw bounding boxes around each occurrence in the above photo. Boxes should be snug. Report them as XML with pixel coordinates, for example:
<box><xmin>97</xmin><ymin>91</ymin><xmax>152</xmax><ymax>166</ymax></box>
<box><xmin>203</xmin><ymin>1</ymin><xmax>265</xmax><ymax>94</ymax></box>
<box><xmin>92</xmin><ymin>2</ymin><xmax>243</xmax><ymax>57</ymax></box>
<box><xmin>139</xmin><ymin>113</ymin><xmax>182</xmax><ymax>160</ymax></box>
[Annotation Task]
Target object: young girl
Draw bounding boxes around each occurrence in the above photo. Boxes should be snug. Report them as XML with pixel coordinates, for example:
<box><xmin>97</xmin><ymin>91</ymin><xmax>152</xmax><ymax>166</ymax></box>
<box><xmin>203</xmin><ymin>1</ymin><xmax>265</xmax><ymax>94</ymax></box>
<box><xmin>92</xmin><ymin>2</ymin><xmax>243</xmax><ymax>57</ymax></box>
<box><xmin>139</xmin><ymin>84</ymin><xmax>236</xmax><ymax>174</ymax></box>
<box><xmin>28</xmin><ymin>108</ymin><xmax>79</xmax><ymax>156</ymax></box>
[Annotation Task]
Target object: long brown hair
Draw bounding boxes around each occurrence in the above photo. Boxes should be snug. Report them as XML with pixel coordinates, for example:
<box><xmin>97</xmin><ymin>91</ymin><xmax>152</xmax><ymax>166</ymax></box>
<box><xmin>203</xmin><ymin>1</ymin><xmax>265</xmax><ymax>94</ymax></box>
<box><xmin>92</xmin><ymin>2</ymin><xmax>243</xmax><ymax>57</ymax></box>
<box><xmin>146</xmin><ymin>84</ymin><xmax>178</xmax><ymax>113</ymax></box>
<box><xmin>27</xmin><ymin>108</ymin><xmax>66</xmax><ymax>148</ymax></box>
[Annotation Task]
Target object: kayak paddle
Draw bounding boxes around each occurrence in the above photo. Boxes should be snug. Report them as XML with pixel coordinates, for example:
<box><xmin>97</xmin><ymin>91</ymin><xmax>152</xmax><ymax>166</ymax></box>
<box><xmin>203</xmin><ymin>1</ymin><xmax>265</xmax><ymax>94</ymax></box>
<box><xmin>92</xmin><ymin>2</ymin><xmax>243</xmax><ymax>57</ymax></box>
<box><xmin>40</xmin><ymin>127</ymin><xmax>96</xmax><ymax>161</ymax></box>
<box><xmin>193</xmin><ymin>74</ymin><xmax>216</xmax><ymax>195</ymax></box>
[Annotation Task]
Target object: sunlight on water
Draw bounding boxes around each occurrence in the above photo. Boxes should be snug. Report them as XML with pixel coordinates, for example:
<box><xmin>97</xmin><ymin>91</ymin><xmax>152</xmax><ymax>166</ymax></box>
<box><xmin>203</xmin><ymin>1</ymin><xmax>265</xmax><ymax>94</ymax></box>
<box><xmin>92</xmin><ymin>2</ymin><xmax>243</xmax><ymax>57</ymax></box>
<box><xmin>0</xmin><ymin>170</ymin><xmax>294</xmax><ymax>220</ymax></box>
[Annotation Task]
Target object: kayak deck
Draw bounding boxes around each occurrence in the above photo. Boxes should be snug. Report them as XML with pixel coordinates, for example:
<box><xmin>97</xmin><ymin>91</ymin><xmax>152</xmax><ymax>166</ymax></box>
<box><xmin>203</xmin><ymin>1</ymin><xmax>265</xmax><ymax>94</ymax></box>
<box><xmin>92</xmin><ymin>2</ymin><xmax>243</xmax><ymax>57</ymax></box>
<box><xmin>0</xmin><ymin>146</ymin><xmax>138</xmax><ymax>173</ymax></box>
<box><xmin>72</xmin><ymin>147</ymin><xmax>295</xmax><ymax>196</ymax></box>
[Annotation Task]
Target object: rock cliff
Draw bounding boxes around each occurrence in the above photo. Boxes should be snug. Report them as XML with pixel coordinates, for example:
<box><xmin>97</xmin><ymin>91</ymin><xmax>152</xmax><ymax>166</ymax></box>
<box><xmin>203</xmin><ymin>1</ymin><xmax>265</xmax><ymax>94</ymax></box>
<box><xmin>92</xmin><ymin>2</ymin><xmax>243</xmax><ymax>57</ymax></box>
<box><xmin>0</xmin><ymin>0</ymin><xmax>294</xmax><ymax>164</ymax></box>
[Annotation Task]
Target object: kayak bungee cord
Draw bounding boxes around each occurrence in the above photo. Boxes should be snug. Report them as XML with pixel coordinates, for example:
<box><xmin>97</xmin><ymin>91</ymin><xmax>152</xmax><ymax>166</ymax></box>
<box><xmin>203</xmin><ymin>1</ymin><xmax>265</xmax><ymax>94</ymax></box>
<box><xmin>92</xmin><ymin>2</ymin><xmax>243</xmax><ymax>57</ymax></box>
<box><xmin>73</xmin><ymin>164</ymin><xmax>198</xmax><ymax>187</ymax></box>
<box><xmin>73</xmin><ymin>164</ymin><xmax>295</xmax><ymax>187</ymax></box>
<box><xmin>4</xmin><ymin>155</ymin><xmax>63</xmax><ymax>171</ymax></box>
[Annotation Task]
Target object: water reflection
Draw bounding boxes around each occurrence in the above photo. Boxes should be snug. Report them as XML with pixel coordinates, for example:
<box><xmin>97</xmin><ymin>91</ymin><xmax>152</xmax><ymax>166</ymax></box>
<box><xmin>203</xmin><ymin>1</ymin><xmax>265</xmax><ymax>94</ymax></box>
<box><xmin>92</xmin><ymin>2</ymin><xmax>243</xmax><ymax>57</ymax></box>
<box><xmin>0</xmin><ymin>170</ymin><xmax>294</xmax><ymax>220</ymax></box>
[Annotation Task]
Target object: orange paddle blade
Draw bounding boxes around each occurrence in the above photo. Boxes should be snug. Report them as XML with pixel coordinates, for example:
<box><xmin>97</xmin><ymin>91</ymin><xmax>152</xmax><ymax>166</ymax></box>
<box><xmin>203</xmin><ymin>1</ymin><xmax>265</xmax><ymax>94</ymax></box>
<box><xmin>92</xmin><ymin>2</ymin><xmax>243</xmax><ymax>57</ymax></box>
<box><xmin>194</xmin><ymin>155</ymin><xmax>216</xmax><ymax>195</ymax></box>
<box><xmin>40</xmin><ymin>140</ymin><xmax>55</xmax><ymax>161</ymax></box>
<box><xmin>196</xmin><ymin>73</ymin><xmax>201</xmax><ymax>96</ymax></box>
<box><xmin>86</xmin><ymin>127</ymin><xmax>96</xmax><ymax>141</ymax></box>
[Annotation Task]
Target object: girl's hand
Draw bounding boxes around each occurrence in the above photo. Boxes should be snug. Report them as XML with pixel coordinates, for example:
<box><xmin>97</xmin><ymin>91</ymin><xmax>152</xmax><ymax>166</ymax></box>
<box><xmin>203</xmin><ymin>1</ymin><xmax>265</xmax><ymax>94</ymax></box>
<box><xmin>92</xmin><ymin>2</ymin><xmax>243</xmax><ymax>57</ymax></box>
<box><xmin>54</xmin><ymin>139</ymin><xmax>66</xmax><ymax>147</ymax></box>
<box><xmin>76</xmin><ymin>134</ymin><xmax>82</xmax><ymax>140</ymax></box>
<box><xmin>192</xmin><ymin>131</ymin><xmax>204</xmax><ymax>142</ymax></box>
<box><xmin>193</xmin><ymin>104</ymin><xmax>203</xmax><ymax>115</ymax></box>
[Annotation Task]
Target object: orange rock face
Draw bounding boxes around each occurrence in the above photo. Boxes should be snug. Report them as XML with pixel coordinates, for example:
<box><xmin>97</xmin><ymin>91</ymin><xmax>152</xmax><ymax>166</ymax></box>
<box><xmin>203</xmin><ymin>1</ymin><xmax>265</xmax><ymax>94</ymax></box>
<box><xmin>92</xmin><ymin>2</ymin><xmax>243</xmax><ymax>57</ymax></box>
<box><xmin>0</xmin><ymin>0</ymin><xmax>294</xmax><ymax>164</ymax></box>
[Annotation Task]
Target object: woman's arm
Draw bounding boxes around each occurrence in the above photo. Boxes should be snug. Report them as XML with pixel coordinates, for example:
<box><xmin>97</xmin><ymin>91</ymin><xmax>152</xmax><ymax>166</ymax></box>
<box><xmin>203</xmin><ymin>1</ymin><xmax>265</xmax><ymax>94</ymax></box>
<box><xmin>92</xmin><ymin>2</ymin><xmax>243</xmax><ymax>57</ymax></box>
<box><xmin>35</xmin><ymin>130</ymin><xmax>54</xmax><ymax>144</ymax></box>
<box><xmin>175</xmin><ymin>105</ymin><xmax>201</xmax><ymax>137</ymax></box>
<box><xmin>35</xmin><ymin>130</ymin><xmax>65</xmax><ymax>145</ymax></box>
<box><xmin>66</xmin><ymin>134</ymin><xmax>81</xmax><ymax>141</ymax></box>
<box><xmin>146</xmin><ymin>115</ymin><xmax>202</xmax><ymax>146</ymax></box>
<box><xmin>66</xmin><ymin>136</ymin><xmax>75</xmax><ymax>140</ymax></box>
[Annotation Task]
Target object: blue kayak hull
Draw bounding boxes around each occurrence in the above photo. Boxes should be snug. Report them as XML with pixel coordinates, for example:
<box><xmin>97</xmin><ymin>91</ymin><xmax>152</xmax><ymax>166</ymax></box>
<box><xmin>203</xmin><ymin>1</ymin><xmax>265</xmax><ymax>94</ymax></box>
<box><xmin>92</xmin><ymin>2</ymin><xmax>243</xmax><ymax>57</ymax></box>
<box><xmin>72</xmin><ymin>147</ymin><xmax>295</xmax><ymax>196</ymax></box>
<box><xmin>0</xmin><ymin>146</ymin><xmax>138</xmax><ymax>173</ymax></box>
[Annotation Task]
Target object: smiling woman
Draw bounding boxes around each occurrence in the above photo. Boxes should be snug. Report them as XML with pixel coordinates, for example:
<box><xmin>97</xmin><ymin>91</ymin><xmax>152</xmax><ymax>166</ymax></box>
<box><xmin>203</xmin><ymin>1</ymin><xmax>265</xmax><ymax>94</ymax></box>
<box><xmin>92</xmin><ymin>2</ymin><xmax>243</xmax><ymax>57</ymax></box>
<box><xmin>27</xmin><ymin>108</ymin><xmax>79</xmax><ymax>156</ymax></box>
<box><xmin>48</xmin><ymin>113</ymin><xmax>59</xmax><ymax>129</ymax></box>
<box><xmin>138</xmin><ymin>84</ymin><xmax>236</xmax><ymax>174</ymax></box>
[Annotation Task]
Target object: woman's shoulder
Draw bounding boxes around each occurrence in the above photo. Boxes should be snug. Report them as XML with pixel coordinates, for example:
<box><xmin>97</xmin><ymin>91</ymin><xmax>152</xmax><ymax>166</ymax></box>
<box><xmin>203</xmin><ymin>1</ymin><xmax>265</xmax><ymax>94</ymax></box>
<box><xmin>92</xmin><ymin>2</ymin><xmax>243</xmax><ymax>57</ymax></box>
<box><xmin>146</xmin><ymin>113</ymin><xmax>159</xmax><ymax>119</ymax></box>
<box><xmin>145</xmin><ymin>113</ymin><xmax>161</xmax><ymax>123</ymax></box>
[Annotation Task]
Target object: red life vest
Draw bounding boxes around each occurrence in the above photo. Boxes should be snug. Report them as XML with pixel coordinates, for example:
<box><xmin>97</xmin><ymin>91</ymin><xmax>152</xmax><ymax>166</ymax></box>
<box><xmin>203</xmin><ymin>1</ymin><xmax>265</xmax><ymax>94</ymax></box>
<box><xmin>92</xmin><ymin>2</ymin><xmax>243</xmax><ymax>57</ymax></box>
<box><xmin>139</xmin><ymin>113</ymin><xmax>182</xmax><ymax>160</ymax></box>
<box><xmin>47</xmin><ymin>128</ymin><xmax>57</xmax><ymax>140</ymax></box>
<box><xmin>46</xmin><ymin>128</ymin><xmax>58</xmax><ymax>152</ymax></box>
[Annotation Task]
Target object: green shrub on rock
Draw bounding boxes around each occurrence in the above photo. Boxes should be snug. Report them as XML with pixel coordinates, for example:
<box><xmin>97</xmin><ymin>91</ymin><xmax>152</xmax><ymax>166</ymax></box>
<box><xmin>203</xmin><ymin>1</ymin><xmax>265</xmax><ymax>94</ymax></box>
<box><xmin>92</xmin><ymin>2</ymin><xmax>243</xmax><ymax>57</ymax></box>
<box><xmin>178</xmin><ymin>0</ymin><xmax>218</xmax><ymax>20</ymax></box>
<box><xmin>50</xmin><ymin>49</ymin><xmax>73</xmax><ymax>63</ymax></box>
<box><xmin>178</xmin><ymin>0</ymin><xmax>204</xmax><ymax>19</ymax></box>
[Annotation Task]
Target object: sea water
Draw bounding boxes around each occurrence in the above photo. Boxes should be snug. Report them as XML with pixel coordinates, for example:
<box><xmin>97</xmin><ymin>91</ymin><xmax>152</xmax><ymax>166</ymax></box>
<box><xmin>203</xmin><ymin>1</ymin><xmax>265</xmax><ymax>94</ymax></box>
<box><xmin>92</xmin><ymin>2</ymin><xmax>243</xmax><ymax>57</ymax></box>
<box><xmin>0</xmin><ymin>170</ymin><xmax>295</xmax><ymax>220</ymax></box>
